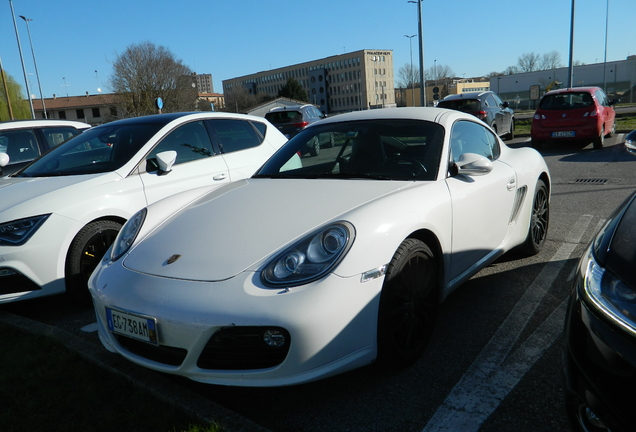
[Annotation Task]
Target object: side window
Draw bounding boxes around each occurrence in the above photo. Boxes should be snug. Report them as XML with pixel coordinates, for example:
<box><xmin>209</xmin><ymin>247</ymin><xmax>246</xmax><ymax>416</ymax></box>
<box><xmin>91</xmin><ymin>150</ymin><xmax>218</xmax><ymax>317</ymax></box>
<box><xmin>149</xmin><ymin>121</ymin><xmax>213</xmax><ymax>165</ymax></box>
<box><xmin>492</xmin><ymin>93</ymin><xmax>504</xmax><ymax>107</ymax></box>
<box><xmin>207</xmin><ymin>119</ymin><xmax>262</xmax><ymax>153</ymax></box>
<box><xmin>450</xmin><ymin>120</ymin><xmax>500</xmax><ymax>163</ymax></box>
<box><xmin>0</xmin><ymin>129</ymin><xmax>40</xmax><ymax>164</ymax></box>
<box><xmin>250</xmin><ymin>121</ymin><xmax>267</xmax><ymax>140</ymax></box>
<box><xmin>485</xmin><ymin>94</ymin><xmax>497</xmax><ymax>107</ymax></box>
<box><xmin>41</xmin><ymin>127</ymin><xmax>83</xmax><ymax>149</ymax></box>
<box><xmin>595</xmin><ymin>90</ymin><xmax>607</xmax><ymax>106</ymax></box>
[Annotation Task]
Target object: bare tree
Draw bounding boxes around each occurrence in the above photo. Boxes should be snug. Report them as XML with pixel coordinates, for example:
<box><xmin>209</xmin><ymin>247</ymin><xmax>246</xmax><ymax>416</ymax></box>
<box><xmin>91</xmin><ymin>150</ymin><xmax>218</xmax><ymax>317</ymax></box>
<box><xmin>540</xmin><ymin>51</ymin><xmax>562</xmax><ymax>70</ymax></box>
<box><xmin>108</xmin><ymin>41</ymin><xmax>197</xmax><ymax>118</ymax></box>
<box><xmin>517</xmin><ymin>52</ymin><xmax>542</xmax><ymax>73</ymax></box>
<box><xmin>222</xmin><ymin>86</ymin><xmax>258</xmax><ymax>113</ymax></box>
<box><xmin>396</xmin><ymin>63</ymin><xmax>420</xmax><ymax>89</ymax></box>
<box><xmin>426</xmin><ymin>64</ymin><xmax>455</xmax><ymax>83</ymax></box>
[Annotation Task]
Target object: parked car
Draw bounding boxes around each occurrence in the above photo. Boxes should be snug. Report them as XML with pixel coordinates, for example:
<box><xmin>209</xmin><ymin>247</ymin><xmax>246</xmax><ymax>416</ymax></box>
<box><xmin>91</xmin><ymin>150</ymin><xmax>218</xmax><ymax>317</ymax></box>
<box><xmin>0</xmin><ymin>119</ymin><xmax>91</xmax><ymax>176</ymax></box>
<box><xmin>89</xmin><ymin>107</ymin><xmax>550</xmax><ymax>387</ymax></box>
<box><xmin>265</xmin><ymin>104</ymin><xmax>333</xmax><ymax>156</ymax></box>
<box><xmin>626</xmin><ymin>129</ymin><xmax>636</xmax><ymax>154</ymax></box>
<box><xmin>437</xmin><ymin>91</ymin><xmax>515</xmax><ymax>140</ymax></box>
<box><xmin>531</xmin><ymin>86</ymin><xmax>617</xmax><ymax>150</ymax></box>
<box><xmin>0</xmin><ymin>112</ymin><xmax>287</xmax><ymax>304</ymax></box>
<box><xmin>563</xmin><ymin>190</ymin><xmax>636</xmax><ymax>432</ymax></box>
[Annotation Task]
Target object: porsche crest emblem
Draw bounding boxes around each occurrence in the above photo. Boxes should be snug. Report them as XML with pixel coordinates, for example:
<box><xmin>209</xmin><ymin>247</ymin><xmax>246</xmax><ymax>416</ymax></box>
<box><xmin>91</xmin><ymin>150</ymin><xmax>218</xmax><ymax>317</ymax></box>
<box><xmin>166</xmin><ymin>254</ymin><xmax>181</xmax><ymax>265</ymax></box>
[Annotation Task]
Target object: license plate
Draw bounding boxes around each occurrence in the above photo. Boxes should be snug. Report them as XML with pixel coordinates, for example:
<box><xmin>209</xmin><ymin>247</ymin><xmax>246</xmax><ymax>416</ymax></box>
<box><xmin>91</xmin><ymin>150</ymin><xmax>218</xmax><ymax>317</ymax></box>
<box><xmin>552</xmin><ymin>131</ymin><xmax>575</xmax><ymax>138</ymax></box>
<box><xmin>106</xmin><ymin>307</ymin><xmax>158</xmax><ymax>345</ymax></box>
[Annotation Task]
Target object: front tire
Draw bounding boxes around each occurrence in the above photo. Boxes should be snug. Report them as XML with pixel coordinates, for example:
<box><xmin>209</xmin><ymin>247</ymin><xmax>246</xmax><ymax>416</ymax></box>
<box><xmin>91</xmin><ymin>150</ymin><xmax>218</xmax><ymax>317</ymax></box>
<box><xmin>519</xmin><ymin>179</ymin><xmax>549</xmax><ymax>256</ymax></box>
<box><xmin>309</xmin><ymin>136</ymin><xmax>320</xmax><ymax>156</ymax></box>
<box><xmin>65</xmin><ymin>220</ymin><xmax>122</xmax><ymax>299</ymax></box>
<box><xmin>377</xmin><ymin>239</ymin><xmax>438</xmax><ymax>366</ymax></box>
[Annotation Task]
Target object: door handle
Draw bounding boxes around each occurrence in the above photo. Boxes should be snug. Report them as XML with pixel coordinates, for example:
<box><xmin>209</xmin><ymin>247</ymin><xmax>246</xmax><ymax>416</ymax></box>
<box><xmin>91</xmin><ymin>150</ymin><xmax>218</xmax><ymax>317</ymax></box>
<box><xmin>213</xmin><ymin>173</ymin><xmax>227</xmax><ymax>181</ymax></box>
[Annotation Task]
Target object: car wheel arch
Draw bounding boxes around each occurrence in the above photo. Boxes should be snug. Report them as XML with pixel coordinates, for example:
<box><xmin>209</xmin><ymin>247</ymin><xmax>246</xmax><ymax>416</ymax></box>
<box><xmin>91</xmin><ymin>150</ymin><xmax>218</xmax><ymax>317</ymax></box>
<box><xmin>404</xmin><ymin>229</ymin><xmax>445</xmax><ymax>295</ymax></box>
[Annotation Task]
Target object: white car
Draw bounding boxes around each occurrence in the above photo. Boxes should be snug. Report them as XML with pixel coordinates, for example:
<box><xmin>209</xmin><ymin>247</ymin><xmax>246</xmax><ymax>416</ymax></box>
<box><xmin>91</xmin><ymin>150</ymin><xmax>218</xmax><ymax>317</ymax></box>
<box><xmin>89</xmin><ymin>108</ymin><xmax>550</xmax><ymax>387</ymax></box>
<box><xmin>0</xmin><ymin>112</ymin><xmax>287</xmax><ymax>303</ymax></box>
<box><xmin>0</xmin><ymin>119</ymin><xmax>91</xmax><ymax>176</ymax></box>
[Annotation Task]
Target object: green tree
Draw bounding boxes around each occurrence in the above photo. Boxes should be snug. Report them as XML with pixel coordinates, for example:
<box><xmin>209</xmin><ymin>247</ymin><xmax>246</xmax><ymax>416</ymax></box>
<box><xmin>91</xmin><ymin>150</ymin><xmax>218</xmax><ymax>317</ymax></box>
<box><xmin>0</xmin><ymin>70</ymin><xmax>31</xmax><ymax>121</ymax></box>
<box><xmin>278</xmin><ymin>77</ymin><xmax>307</xmax><ymax>101</ymax></box>
<box><xmin>108</xmin><ymin>41</ymin><xmax>197</xmax><ymax>118</ymax></box>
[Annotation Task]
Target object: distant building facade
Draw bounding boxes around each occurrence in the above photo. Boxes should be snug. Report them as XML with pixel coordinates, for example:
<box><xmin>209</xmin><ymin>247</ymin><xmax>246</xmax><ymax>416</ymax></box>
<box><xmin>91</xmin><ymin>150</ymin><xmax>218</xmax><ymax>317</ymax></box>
<box><xmin>222</xmin><ymin>49</ymin><xmax>396</xmax><ymax>115</ymax></box>
<box><xmin>490</xmin><ymin>56</ymin><xmax>636</xmax><ymax>110</ymax></box>
<box><xmin>193</xmin><ymin>73</ymin><xmax>214</xmax><ymax>94</ymax></box>
<box><xmin>32</xmin><ymin>93</ymin><xmax>121</xmax><ymax>125</ymax></box>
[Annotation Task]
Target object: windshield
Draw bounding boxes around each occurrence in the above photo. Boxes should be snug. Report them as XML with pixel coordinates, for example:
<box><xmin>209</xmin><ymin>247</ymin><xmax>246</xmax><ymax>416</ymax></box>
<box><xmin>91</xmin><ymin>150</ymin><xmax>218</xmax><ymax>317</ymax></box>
<box><xmin>16</xmin><ymin>122</ymin><xmax>164</xmax><ymax>177</ymax></box>
<box><xmin>255</xmin><ymin>119</ymin><xmax>444</xmax><ymax>181</ymax></box>
<box><xmin>539</xmin><ymin>92</ymin><xmax>594</xmax><ymax>110</ymax></box>
<box><xmin>265</xmin><ymin>110</ymin><xmax>303</xmax><ymax>125</ymax></box>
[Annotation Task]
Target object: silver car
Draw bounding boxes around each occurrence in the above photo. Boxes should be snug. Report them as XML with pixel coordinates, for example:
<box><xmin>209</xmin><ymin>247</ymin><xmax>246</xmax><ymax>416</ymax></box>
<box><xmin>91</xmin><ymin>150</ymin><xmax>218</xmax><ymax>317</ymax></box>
<box><xmin>438</xmin><ymin>91</ymin><xmax>515</xmax><ymax>140</ymax></box>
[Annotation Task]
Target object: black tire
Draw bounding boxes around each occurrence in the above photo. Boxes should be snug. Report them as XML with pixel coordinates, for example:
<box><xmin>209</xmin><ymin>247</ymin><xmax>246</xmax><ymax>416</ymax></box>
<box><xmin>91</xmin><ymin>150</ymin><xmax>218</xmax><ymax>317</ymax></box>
<box><xmin>377</xmin><ymin>238</ymin><xmax>438</xmax><ymax>366</ymax></box>
<box><xmin>65</xmin><ymin>220</ymin><xmax>122</xmax><ymax>299</ymax></box>
<box><xmin>504</xmin><ymin>119</ymin><xmax>515</xmax><ymax>140</ymax></box>
<box><xmin>593</xmin><ymin>126</ymin><xmax>605</xmax><ymax>149</ymax></box>
<box><xmin>607</xmin><ymin>121</ymin><xmax>615</xmax><ymax>138</ymax></box>
<box><xmin>518</xmin><ymin>179</ymin><xmax>549</xmax><ymax>256</ymax></box>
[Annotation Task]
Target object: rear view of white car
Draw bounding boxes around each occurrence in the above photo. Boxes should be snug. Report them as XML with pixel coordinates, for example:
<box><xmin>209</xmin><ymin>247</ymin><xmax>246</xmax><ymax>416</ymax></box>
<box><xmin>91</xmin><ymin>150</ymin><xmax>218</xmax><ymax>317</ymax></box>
<box><xmin>0</xmin><ymin>112</ymin><xmax>287</xmax><ymax>303</ymax></box>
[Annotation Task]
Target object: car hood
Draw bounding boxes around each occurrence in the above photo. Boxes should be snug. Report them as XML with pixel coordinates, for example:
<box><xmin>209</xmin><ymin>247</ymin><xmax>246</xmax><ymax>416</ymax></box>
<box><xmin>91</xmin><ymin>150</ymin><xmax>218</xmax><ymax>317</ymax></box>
<box><xmin>123</xmin><ymin>178</ymin><xmax>411</xmax><ymax>281</ymax></box>
<box><xmin>0</xmin><ymin>173</ymin><xmax>120</xmax><ymax>220</ymax></box>
<box><xmin>605</xmin><ymin>193</ymin><xmax>636</xmax><ymax>290</ymax></box>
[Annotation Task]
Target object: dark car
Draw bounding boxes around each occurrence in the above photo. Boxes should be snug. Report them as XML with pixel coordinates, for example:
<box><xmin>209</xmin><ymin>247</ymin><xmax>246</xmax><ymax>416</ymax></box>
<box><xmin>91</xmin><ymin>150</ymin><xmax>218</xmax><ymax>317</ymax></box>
<box><xmin>265</xmin><ymin>104</ymin><xmax>333</xmax><ymax>156</ymax></box>
<box><xmin>563</xmin><ymin>190</ymin><xmax>636</xmax><ymax>432</ymax></box>
<box><xmin>437</xmin><ymin>91</ymin><xmax>515</xmax><ymax>140</ymax></box>
<box><xmin>626</xmin><ymin>130</ymin><xmax>636</xmax><ymax>154</ymax></box>
<box><xmin>0</xmin><ymin>119</ymin><xmax>91</xmax><ymax>176</ymax></box>
<box><xmin>531</xmin><ymin>86</ymin><xmax>617</xmax><ymax>150</ymax></box>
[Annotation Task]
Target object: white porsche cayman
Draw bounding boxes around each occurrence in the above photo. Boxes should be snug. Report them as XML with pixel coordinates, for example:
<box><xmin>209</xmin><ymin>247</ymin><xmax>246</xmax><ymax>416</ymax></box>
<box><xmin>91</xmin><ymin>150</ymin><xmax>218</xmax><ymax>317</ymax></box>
<box><xmin>0</xmin><ymin>112</ymin><xmax>286</xmax><ymax>303</ymax></box>
<box><xmin>89</xmin><ymin>108</ymin><xmax>550</xmax><ymax>387</ymax></box>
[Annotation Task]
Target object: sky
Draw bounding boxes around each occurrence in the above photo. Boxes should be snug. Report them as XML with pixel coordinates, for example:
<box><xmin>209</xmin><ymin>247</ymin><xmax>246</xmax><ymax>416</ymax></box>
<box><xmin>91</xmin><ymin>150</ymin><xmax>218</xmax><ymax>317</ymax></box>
<box><xmin>1</xmin><ymin>0</ymin><xmax>634</xmax><ymax>100</ymax></box>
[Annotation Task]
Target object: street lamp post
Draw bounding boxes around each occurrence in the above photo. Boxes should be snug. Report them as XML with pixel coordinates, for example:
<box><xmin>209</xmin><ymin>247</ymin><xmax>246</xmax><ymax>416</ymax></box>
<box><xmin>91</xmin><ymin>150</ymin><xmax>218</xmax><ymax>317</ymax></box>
<box><xmin>9</xmin><ymin>0</ymin><xmax>35</xmax><ymax>119</ymax></box>
<box><xmin>20</xmin><ymin>15</ymin><xmax>47</xmax><ymax>119</ymax></box>
<box><xmin>408</xmin><ymin>0</ymin><xmax>425</xmax><ymax>106</ymax></box>
<box><xmin>404</xmin><ymin>34</ymin><xmax>416</xmax><ymax>106</ymax></box>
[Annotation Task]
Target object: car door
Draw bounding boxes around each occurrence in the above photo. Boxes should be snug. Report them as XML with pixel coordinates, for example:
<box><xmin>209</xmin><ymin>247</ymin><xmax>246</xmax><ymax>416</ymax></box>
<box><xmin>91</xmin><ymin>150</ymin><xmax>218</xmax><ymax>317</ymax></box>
<box><xmin>138</xmin><ymin>120</ymin><xmax>231</xmax><ymax>206</ymax></box>
<box><xmin>445</xmin><ymin>120</ymin><xmax>517</xmax><ymax>279</ymax></box>
<box><xmin>205</xmin><ymin>118</ymin><xmax>277</xmax><ymax>180</ymax></box>
<box><xmin>487</xmin><ymin>94</ymin><xmax>510</xmax><ymax>135</ymax></box>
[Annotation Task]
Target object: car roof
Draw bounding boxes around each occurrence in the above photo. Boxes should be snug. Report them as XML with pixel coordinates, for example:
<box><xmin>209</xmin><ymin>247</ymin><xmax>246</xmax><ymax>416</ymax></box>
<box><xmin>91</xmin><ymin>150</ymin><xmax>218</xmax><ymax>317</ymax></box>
<box><xmin>542</xmin><ymin>86</ymin><xmax>601</xmax><ymax>97</ymax></box>
<box><xmin>306</xmin><ymin>106</ymin><xmax>470</xmax><ymax>127</ymax></box>
<box><xmin>442</xmin><ymin>91</ymin><xmax>492</xmax><ymax>101</ymax></box>
<box><xmin>0</xmin><ymin>119</ymin><xmax>91</xmax><ymax>130</ymax></box>
<box><xmin>268</xmin><ymin>104</ymin><xmax>313</xmax><ymax>113</ymax></box>
<box><xmin>94</xmin><ymin>112</ymin><xmax>268</xmax><ymax>128</ymax></box>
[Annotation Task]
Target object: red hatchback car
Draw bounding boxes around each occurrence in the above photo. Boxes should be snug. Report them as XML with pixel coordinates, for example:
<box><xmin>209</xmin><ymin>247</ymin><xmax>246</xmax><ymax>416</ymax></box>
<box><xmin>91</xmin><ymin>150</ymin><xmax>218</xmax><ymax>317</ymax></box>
<box><xmin>531</xmin><ymin>87</ymin><xmax>617</xmax><ymax>150</ymax></box>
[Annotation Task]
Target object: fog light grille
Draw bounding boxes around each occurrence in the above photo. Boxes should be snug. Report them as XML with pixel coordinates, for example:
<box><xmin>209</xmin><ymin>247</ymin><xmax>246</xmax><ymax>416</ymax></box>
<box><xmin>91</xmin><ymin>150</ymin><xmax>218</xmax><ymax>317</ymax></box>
<box><xmin>197</xmin><ymin>326</ymin><xmax>291</xmax><ymax>370</ymax></box>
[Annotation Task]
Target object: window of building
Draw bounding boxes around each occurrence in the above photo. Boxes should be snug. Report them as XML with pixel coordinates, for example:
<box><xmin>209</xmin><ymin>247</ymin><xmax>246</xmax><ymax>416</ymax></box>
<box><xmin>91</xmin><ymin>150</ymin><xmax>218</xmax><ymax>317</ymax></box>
<box><xmin>58</xmin><ymin>111</ymin><xmax>66</xmax><ymax>119</ymax></box>
<box><xmin>92</xmin><ymin>108</ymin><xmax>100</xmax><ymax>118</ymax></box>
<box><xmin>76</xmin><ymin>109</ymin><xmax>85</xmax><ymax>119</ymax></box>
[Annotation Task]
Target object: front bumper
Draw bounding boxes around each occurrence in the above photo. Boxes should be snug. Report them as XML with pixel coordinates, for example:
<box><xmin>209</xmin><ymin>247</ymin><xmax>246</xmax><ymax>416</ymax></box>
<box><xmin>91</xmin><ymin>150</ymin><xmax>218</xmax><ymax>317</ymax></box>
<box><xmin>90</xmin><ymin>258</ymin><xmax>384</xmax><ymax>387</ymax></box>
<box><xmin>563</xmin><ymin>286</ymin><xmax>636</xmax><ymax>432</ymax></box>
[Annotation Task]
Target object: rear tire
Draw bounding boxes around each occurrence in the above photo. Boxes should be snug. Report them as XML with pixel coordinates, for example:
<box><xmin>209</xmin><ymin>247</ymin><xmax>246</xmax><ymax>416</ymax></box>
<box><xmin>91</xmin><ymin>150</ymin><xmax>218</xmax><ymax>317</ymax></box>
<box><xmin>309</xmin><ymin>136</ymin><xmax>320</xmax><ymax>156</ymax></box>
<box><xmin>65</xmin><ymin>220</ymin><xmax>122</xmax><ymax>300</ymax></box>
<box><xmin>377</xmin><ymin>239</ymin><xmax>438</xmax><ymax>366</ymax></box>
<box><xmin>518</xmin><ymin>179</ymin><xmax>549</xmax><ymax>256</ymax></box>
<box><xmin>593</xmin><ymin>126</ymin><xmax>605</xmax><ymax>149</ymax></box>
<box><xmin>607</xmin><ymin>121</ymin><xmax>615</xmax><ymax>138</ymax></box>
<box><xmin>504</xmin><ymin>119</ymin><xmax>515</xmax><ymax>140</ymax></box>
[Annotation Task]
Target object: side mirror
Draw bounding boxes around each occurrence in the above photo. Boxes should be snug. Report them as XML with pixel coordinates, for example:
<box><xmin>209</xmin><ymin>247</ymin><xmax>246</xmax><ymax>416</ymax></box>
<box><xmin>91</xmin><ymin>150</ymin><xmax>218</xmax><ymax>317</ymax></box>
<box><xmin>0</xmin><ymin>153</ymin><xmax>9</xmax><ymax>178</ymax></box>
<box><xmin>610</xmin><ymin>99</ymin><xmax>619</xmax><ymax>106</ymax></box>
<box><xmin>456</xmin><ymin>153</ymin><xmax>493</xmax><ymax>176</ymax></box>
<box><xmin>155</xmin><ymin>150</ymin><xmax>177</xmax><ymax>174</ymax></box>
<box><xmin>502</xmin><ymin>101</ymin><xmax>509</xmax><ymax>108</ymax></box>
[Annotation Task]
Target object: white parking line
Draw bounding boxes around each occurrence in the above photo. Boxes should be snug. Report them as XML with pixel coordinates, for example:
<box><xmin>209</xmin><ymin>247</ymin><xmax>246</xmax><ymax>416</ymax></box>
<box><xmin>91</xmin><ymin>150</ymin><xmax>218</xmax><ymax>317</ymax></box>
<box><xmin>422</xmin><ymin>214</ymin><xmax>593</xmax><ymax>432</ymax></box>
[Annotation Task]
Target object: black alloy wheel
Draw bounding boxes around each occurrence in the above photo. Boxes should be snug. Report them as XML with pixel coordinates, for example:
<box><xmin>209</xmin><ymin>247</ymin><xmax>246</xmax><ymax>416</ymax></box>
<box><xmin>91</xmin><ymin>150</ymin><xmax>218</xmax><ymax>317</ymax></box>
<box><xmin>519</xmin><ymin>179</ymin><xmax>549</xmax><ymax>256</ymax></box>
<box><xmin>378</xmin><ymin>238</ymin><xmax>438</xmax><ymax>366</ymax></box>
<box><xmin>65</xmin><ymin>220</ymin><xmax>122</xmax><ymax>299</ymax></box>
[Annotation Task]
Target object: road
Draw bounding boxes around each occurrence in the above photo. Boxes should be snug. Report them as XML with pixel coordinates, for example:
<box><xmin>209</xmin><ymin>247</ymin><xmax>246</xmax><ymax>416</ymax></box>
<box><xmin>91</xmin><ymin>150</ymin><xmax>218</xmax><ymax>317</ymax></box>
<box><xmin>2</xmin><ymin>132</ymin><xmax>635</xmax><ymax>432</ymax></box>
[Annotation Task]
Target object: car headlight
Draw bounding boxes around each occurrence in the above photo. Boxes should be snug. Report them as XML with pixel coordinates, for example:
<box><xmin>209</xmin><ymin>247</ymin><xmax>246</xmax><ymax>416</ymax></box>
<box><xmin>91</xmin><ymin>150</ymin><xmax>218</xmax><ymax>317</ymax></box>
<box><xmin>110</xmin><ymin>208</ymin><xmax>146</xmax><ymax>262</ymax></box>
<box><xmin>582</xmin><ymin>247</ymin><xmax>636</xmax><ymax>335</ymax></box>
<box><xmin>262</xmin><ymin>221</ymin><xmax>355</xmax><ymax>287</ymax></box>
<box><xmin>0</xmin><ymin>214</ymin><xmax>51</xmax><ymax>246</ymax></box>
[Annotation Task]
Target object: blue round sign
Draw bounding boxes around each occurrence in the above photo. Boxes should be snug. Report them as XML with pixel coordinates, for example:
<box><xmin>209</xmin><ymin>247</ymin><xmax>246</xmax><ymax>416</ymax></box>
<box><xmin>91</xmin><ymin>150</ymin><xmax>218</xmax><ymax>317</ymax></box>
<box><xmin>155</xmin><ymin>97</ymin><xmax>164</xmax><ymax>110</ymax></box>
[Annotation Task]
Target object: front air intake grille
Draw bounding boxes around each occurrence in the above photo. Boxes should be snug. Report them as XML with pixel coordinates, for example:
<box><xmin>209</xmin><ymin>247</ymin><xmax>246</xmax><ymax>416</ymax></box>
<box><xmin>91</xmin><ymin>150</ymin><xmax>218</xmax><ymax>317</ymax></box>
<box><xmin>197</xmin><ymin>326</ymin><xmax>291</xmax><ymax>370</ymax></box>
<box><xmin>115</xmin><ymin>335</ymin><xmax>187</xmax><ymax>366</ymax></box>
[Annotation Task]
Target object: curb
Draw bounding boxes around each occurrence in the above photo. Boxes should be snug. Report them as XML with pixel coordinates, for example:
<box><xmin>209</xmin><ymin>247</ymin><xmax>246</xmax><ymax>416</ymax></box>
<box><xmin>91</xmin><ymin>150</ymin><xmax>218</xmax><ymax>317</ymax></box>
<box><xmin>0</xmin><ymin>310</ymin><xmax>272</xmax><ymax>432</ymax></box>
